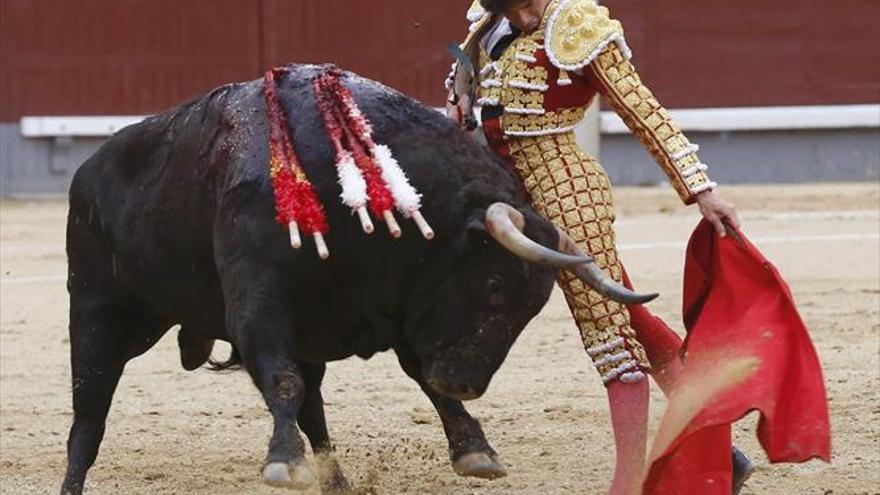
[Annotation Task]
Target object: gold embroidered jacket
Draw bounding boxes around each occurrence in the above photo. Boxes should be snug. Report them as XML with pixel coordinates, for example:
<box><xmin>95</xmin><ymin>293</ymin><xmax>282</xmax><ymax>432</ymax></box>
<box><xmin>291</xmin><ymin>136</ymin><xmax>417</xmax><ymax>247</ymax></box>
<box><xmin>452</xmin><ymin>0</ymin><xmax>716</xmax><ymax>204</ymax></box>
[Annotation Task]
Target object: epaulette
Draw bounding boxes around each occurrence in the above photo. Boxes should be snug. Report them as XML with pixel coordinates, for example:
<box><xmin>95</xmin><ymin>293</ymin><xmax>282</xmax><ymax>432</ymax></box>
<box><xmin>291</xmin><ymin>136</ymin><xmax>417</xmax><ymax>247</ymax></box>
<box><xmin>545</xmin><ymin>0</ymin><xmax>632</xmax><ymax>71</ymax></box>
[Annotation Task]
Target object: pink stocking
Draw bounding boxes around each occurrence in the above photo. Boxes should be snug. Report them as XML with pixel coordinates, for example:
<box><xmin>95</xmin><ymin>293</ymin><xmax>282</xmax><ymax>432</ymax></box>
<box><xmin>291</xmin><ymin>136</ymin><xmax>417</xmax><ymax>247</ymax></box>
<box><xmin>604</xmin><ymin>267</ymin><xmax>689</xmax><ymax>494</ymax></box>
<box><xmin>606</xmin><ymin>378</ymin><xmax>649</xmax><ymax>495</ymax></box>
<box><xmin>622</xmin><ymin>267</ymin><xmax>685</xmax><ymax>394</ymax></box>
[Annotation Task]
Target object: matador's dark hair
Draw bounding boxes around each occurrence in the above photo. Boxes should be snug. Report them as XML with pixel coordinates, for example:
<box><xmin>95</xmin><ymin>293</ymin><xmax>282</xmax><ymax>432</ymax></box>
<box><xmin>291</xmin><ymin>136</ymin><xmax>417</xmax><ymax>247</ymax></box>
<box><xmin>479</xmin><ymin>0</ymin><xmax>524</xmax><ymax>14</ymax></box>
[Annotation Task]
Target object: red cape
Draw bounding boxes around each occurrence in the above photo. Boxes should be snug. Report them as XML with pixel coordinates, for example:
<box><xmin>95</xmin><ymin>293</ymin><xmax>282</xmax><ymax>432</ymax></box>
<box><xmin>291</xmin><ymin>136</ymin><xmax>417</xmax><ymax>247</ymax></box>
<box><xmin>641</xmin><ymin>220</ymin><xmax>831</xmax><ymax>494</ymax></box>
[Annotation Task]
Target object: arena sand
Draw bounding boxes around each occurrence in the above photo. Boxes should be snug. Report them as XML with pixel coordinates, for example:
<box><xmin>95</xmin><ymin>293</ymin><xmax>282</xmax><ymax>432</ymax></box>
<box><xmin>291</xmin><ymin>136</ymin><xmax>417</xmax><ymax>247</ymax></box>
<box><xmin>1</xmin><ymin>183</ymin><xmax>878</xmax><ymax>495</ymax></box>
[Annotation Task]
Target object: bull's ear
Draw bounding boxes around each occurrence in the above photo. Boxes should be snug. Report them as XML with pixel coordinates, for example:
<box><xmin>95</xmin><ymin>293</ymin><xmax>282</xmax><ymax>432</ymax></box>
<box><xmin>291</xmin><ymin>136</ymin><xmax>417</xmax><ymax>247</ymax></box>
<box><xmin>455</xmin><ymin>208</ymin><xmax>490</xmax><ymax>252</ymax></box>
<box><xmin>465</xmin><ymin>208</ymin><xmax>487</xmax><ymax>234</ymax></box>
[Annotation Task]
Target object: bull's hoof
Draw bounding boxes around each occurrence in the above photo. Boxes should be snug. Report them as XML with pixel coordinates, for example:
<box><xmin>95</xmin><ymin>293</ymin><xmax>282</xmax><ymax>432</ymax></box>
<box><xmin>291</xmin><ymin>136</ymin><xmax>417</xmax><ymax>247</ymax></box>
<box><xmin>452</xmin><ymin>452</ymin><xmax>507</xmax><ymax>480</ymax></box>
<box><xmin>59</xmin><ymin>481</ymin><xmax>83</xmax><ymax>495</ymax></box>
<box><xmin>262</xmin><ymin>461</ymin><xmax>317</xmax><ymax>490</ymax></box>
<box><xmin>316</xmin><ymin>454</ymin><xmax>353</xmax><ymax>494</ymax></box>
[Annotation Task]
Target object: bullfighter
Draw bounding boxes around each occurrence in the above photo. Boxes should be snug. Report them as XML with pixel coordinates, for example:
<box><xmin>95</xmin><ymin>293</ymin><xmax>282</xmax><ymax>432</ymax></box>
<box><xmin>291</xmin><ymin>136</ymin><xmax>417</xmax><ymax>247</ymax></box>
<box><xmin>446</xmin><ymin>1</ymin><xmax>748</xmax><ymax>493</ymax></box>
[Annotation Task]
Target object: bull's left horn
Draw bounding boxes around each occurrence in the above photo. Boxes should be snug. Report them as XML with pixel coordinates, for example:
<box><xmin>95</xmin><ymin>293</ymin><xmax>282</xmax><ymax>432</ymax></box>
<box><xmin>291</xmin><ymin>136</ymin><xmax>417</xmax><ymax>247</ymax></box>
<box><xmin>556</xmin><ymin>227</ymin><xmax>658</xmax><ymax>305</ymax></box>
<box><xmin>485</xmin><ymin>203</ymin><xmax>588</xmax><ymax>268</ymax></box>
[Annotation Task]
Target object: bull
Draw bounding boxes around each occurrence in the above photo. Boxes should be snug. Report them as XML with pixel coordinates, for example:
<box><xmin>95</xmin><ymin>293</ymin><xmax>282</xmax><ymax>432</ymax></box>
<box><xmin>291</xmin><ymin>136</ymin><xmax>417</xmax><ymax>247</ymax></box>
<box><xmin>61</xmin><ymin>64</ymin><xmax>653</xmax><ymax>494</ymax></box>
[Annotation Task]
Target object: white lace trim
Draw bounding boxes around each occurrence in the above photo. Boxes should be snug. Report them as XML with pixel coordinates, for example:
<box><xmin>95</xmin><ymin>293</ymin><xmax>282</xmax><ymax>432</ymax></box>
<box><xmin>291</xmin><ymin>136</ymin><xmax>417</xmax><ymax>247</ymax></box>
<box><xmin>504</xmin><ymin>107</ymin><xmax>546</xmax><ymax>115</ymax></box>
<box><xmin>548</xmin><ymin>32</ymin><xmax>633</xmax><ymax>72</ymax></box>
<box><xmin>586</xmin><ymin>337</ymin><xmax>626</xmax><ymax>358</ymax></box>
<box><xmin>557</xmin><ymin>78</ymin><xmax>573</xmax><ymax>86</ymax></box>
<box><xmin>508</xmin><ymin>80</ymin><xmax>549</xmax><ymax>92</ymax></box>
<box><xmin>481</xmin><ymin>79</ymin><xmax>502</xmax><ymax>89</ymax></box>
<box><xmin>467</xmin><ymin>5</ymin><xmax>487</xmax><ymax>22</ymax></box>
<box><xmin>602</xmin><ymin>360</ymin><xmax>638</xmax><ymax>383</ymax></box>
<box><xmin>445</xmin><ymin>62</ymin><xmax>457</xmax><ymax>90</ymax></box>
<box><xmin>671</xmin><ymin>143</ymin><xmax>700</xmax><ymax>161</ymax></box>
<box><xmin>690</xmin><ymin>181</ymin><xmax>718</xmax><ymax>195</ymax></box>
<box><xmin>681</xmin><ymin>163</ymin><xmax>709</xmax><ymax>178</ymax></box>
<box><xmin>620</xmin><ymin>371</ymin><xmax>646</xmax><ymax>384</ymax></box>
<box><xmin>593</xmin><ymin>350</ymin><xmax>633</xmax><ymax>368</ymax></box>
<box><xmin>516</xmin><ymin>53</ymin><xmax>537</xmax><ymax>63</ymax></box>
<box><xmin>545</xmin><ymin>0</ymin><xmax>634</xmax><ymax>71</ymax></box>
<box><xmin>504</xmin><ymin>124</ymin><xmax>579</xmax><ymax>137</ymax></box>
<box><xmin>478</xmin><ymin>96</ymin><xmax>500</xmax><ymax>106</ymax></box>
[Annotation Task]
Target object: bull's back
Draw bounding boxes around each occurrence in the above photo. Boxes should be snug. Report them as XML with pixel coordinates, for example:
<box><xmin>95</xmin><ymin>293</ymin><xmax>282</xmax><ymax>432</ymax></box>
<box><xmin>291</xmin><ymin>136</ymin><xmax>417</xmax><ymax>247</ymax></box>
<box><xmin>66</xmin><ymin>64</ymin><xmax>521</xmax><ymax>343</ymax></box>
<box><xmin>66</xmin><ymin>83</ymin><xmax>255</xmax><ymax>326</ymax></box>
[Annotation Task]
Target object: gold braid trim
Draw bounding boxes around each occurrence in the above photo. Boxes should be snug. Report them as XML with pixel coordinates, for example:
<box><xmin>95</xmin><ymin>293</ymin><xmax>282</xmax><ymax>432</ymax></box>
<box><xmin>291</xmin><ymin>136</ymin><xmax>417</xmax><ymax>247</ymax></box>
<box><xmin>589</xmin><ymin>45</ymin><xmax>714</xmax><ymax>204</ymax></box>
<box><xmin>503</xmin><ymin>108</ymin><xmax>585</xmax><ymax>136</ymax></box>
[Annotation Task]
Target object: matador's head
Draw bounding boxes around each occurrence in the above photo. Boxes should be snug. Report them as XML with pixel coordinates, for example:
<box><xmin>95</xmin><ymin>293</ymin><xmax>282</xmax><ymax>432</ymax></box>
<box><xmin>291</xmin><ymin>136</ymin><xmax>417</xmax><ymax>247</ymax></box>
<box><xmin>479</xmin><ymin>0</ymin><xmax>552</xmax><ymax>34</ymax></box>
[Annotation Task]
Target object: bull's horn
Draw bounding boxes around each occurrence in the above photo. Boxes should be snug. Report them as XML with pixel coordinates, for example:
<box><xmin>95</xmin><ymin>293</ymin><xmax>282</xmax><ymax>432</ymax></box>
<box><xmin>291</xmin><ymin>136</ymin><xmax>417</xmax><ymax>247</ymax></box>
<box><xmin>485</xmin><ymin>203</ymin><xmax>589</xmax><ymax>268</ymax></box>
<box><xmin>556</xmin><ymin>227</ymin><xmax>658</xmax><ymax>305</ymax></box>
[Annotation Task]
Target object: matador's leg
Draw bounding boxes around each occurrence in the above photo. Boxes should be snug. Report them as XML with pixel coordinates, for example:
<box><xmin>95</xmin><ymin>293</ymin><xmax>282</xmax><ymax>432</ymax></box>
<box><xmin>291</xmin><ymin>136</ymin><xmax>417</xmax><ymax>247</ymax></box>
<box><xmin>622</xmin><ymin>269</ymin><xmax>685</xmax><ymax>392</ymax></box>
<box><xmin>511</xmin><ymin>134</ymin><xmax>650</xmax><ymax>383</ymax></box>
<box><xmin>509</xmin><ymin>133</ymin><xmax>650</xmax><ymax>495</ymax></box>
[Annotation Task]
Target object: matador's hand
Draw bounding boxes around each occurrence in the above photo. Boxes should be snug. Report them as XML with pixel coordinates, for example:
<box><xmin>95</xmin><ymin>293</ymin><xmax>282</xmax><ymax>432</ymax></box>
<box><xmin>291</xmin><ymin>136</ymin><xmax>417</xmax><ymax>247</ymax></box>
<box><xmin>446</xmin><ymin>95</ymin><xmax>477</xmax><ymax>132</ymax></box>
<box><xmin>695</xmin><ymin>190</ymin><xmax>740</xmax><ymax>237</ymax></box>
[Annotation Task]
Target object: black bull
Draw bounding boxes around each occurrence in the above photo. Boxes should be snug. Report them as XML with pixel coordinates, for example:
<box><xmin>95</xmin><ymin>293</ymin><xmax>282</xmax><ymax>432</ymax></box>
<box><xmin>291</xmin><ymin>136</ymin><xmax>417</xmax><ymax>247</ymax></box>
<box><xmin>61</xmin><ymin>64</ymin><xmax>647</xmax><ymax>494</ymax></box>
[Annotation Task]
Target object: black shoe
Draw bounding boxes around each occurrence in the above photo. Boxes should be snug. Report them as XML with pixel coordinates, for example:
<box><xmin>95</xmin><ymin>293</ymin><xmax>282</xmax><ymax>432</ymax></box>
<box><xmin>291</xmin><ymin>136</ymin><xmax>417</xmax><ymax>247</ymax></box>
<box><xmin>732</xmin><ymin>447</ymin><xmax>756</xmax><ymax>495</ymax></box>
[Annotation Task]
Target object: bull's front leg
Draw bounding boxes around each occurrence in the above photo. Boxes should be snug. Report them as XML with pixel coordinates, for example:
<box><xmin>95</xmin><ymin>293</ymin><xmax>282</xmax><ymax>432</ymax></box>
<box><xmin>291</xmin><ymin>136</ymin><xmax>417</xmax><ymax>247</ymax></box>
<box><xmin>394</xmin><ymin>346</ymin><xmax>507</xmax><ymax>480</ymax></box>
<box><xmin>294</xmin><ymin>360</ymin><xmax>352</xmax><ymax>493</ymax></box>
<box><xmin>250</xmin><ymin>359</ymin><xmax>316</xmax><ymax>489</ymax></box>
<box><xmin>223</xmin><ymin>265</ymin><xmax>316</xmax><ymax>490</ymax></box>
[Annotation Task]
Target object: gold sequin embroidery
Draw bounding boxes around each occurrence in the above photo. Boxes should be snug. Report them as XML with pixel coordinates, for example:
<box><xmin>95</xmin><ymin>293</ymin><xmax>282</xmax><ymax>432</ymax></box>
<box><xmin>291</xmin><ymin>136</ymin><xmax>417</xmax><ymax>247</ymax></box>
<box><xmin>507</xmin><ymin>132</ymin><xmax>651</xmax><ymax>377</ymax></box>
<box><xmin>590</xmin><ymin>45</ymin><xmax>712</xmax><ymax>203</ymax></box>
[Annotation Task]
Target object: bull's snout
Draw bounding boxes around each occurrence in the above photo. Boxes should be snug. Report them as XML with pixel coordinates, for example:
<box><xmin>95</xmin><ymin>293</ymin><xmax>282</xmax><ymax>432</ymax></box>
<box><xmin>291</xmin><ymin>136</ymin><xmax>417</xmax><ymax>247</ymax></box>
<box><xmin>425</xmin><ymin>362</ymin><xmax>489</xmax><ymax>401</ymax></box>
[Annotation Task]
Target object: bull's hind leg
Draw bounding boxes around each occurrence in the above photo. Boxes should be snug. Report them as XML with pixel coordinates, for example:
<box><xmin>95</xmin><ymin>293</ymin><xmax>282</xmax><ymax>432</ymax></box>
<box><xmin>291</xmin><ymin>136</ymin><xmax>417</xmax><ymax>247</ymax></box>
<box><xmin>395</xmin><ymin>346</ymin><xmax>507</xmax><ymax>480</ymax></box>
<box><xmin>62</xmin><ymin>207</ymin><xmax>169</xmax><ymax>495</ymax></box>
<box><xmin>295</xmin><ymin>361</ymin><xmax>352</xmax><ymax>493</ymax></box>
<box><xmin>222</xmin><ymin>266</ymin><xmax>316</xmax><ymax>490</ymax></box>
<box><xmin>60</xmin><ymin>297</ymin><xmax>126</xmax><ymax>495</ymax></box>
<box><xmin>60</xmin><ymin>295</ymin><xmax>167</xmax><ymax>495</ymax></box>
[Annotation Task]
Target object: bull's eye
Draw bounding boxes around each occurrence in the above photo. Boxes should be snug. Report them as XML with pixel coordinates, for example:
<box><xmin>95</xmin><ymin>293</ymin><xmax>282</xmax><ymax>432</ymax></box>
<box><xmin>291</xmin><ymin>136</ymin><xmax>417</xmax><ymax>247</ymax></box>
<box><xmin>487</xmin><ymin>275</ymin><xmax>503</xmax><ymax>294</ymax></box>
<box><xmin>487</xmin><ymin>275</ymin><xmax>505</xmax><ymax>306</ymax></box>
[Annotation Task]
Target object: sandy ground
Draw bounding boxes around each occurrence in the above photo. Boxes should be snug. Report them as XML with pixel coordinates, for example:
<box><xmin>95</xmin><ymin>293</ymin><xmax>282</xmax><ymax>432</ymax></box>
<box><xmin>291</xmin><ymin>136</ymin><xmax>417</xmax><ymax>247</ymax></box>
<box><xmin>1</xmin><ymin>183</ymin><xmax>878</xmax><ymax>495</ymax></box>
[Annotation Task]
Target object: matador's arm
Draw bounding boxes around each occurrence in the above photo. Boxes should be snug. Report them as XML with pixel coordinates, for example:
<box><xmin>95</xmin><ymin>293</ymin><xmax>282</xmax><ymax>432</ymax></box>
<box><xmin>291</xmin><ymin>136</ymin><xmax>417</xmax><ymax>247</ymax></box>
<box><xmin>543</xmin><ymin>0</ymin><xmax>716</xmax><ymax>204</ymax></box>
<box><xmin>584</xmin><ymin>45</ymin><xmax>716</xmax><ymax>204</ymax></box>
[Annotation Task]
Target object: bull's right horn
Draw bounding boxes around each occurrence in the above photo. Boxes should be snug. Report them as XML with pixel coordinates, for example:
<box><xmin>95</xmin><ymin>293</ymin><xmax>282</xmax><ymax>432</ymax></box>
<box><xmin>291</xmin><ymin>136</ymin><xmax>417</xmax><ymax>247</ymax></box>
<box><xmin>484</xmin><ymin>203</ymin><xmax>589</xmax><ymax>268</ymax></box>
<box><xmin>556</xmin><ymin>227</ymin><xmax>658</xmax><ymax>305</ymax></box>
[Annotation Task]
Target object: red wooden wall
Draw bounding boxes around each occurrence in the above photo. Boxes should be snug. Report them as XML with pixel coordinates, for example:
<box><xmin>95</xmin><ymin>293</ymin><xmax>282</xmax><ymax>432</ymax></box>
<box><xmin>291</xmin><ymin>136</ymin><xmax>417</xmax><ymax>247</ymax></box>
<box><xmin>1</xmin><ymin>0</ymin><xmax>878</xmax><ymax>122</ymax></box>
<box><xmin>605</xmin><ymin>0</ymin><xmax>880</xmax><ymax>108</ymax></box>
<box><xmin>0</xmin><ymin>1</ymin><xmax>263</xmax><ymax>121</ymax></box>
